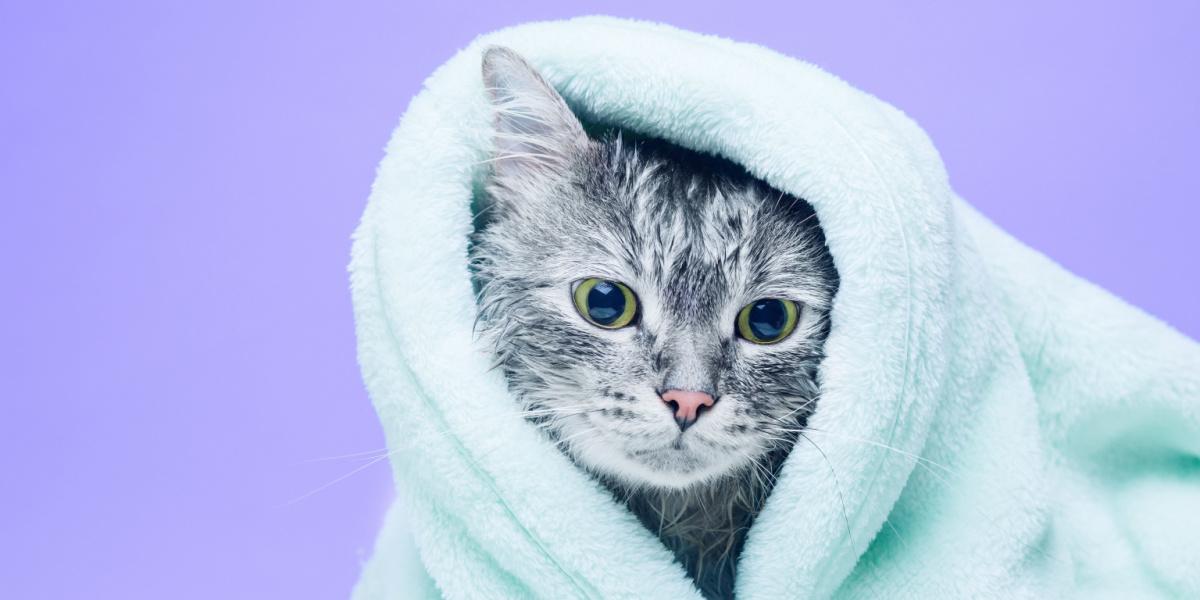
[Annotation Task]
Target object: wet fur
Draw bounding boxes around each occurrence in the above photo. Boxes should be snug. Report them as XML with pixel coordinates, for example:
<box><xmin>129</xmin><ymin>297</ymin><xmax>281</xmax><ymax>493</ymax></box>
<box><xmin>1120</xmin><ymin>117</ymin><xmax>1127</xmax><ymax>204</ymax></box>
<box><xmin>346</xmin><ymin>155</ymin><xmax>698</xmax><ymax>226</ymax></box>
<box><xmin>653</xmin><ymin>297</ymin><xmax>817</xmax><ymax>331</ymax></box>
<box><xmin>471</xmin><ymin>48</ymin><xmax>838</xmax><ymax>599</ymax></box>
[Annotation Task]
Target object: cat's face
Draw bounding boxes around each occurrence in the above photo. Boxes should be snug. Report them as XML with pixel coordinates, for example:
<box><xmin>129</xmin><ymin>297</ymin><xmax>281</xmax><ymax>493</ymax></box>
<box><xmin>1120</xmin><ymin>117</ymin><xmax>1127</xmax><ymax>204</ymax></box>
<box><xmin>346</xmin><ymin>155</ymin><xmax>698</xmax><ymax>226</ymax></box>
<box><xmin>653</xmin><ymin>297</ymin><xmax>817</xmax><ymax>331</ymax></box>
<box><xmin>472</xmin><ymin>48</ymin><xmax>837</xmax><ymax>490</ymax></box>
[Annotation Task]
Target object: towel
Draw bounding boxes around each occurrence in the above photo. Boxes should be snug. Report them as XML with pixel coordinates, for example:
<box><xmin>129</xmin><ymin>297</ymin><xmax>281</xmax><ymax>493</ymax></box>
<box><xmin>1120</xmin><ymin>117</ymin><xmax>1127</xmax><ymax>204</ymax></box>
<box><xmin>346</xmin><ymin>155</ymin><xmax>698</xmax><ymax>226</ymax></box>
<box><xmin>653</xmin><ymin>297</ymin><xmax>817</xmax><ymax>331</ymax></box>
<box><xmin>348</xmin><ymin>16</ymin><xmax>1200</xmax><ymax>599</ymax></box>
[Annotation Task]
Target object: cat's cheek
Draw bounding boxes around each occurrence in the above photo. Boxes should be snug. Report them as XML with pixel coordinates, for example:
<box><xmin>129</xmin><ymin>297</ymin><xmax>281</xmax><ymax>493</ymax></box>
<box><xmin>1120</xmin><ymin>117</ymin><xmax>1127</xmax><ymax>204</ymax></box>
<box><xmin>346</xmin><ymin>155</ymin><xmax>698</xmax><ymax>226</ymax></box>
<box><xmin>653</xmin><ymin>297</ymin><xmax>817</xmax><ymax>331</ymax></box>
<box><xmin>734</xmin><ymin>335</ymin><xmax>803</xmax><ymax>359</ymax></box>
<box><xmin>682</xmin><ymin>395</ymin><xmax>741</xmax><ymax>437</ymax></box>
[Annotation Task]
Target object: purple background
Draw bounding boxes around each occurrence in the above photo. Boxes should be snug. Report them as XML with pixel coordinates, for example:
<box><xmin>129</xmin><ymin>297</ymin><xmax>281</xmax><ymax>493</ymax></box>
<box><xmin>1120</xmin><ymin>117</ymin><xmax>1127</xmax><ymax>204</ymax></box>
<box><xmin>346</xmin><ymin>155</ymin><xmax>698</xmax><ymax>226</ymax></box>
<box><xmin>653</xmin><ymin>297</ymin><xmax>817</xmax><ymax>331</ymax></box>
<box><xmin>2</xmin><ymin>1</ymin><xmax>1196</xmax><ymax>598</ymax></box>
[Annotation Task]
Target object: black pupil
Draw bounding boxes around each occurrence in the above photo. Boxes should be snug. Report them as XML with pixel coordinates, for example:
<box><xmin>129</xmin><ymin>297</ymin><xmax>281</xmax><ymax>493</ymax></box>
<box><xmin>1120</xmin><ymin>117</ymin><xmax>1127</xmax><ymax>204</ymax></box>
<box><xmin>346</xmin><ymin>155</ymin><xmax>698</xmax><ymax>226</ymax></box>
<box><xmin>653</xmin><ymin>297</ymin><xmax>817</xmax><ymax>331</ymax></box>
<box><xmin>748</xmin><ymin>299</ymin><xmax>787</xmax><ymax>340</ymax></box>
<box><xmin>587</xmin><ymin>281</ymin><xmax>626</xmax><ymax>326</ymax></box>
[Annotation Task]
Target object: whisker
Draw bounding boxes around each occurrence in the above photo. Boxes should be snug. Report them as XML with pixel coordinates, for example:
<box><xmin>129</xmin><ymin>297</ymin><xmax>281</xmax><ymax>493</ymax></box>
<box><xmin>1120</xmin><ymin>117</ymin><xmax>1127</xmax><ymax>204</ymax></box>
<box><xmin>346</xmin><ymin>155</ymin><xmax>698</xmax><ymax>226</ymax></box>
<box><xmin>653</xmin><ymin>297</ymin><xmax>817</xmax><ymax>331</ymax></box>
<box><xmin>804</xmin><ymin>427</ymin><xmax>957</xmax><ymax>477</ymax></box>
<box><xmin>299</xmin><ymin>447</ymin><xmax>390</xmax><ymax>463</ymax></box>
<box><xmin>769</xmin><ymin>396</ymin><xmax>819</xmax><ymax>425</ymax></box>
<box><xmin>796</xmin><ymin>431</ymin><xmax>857</xmax><ymax>552</ymax></box>
<box><xmin>280</xmin><ymin>447</ymin><xmax>401</xmax><ymax>507</ymax></box>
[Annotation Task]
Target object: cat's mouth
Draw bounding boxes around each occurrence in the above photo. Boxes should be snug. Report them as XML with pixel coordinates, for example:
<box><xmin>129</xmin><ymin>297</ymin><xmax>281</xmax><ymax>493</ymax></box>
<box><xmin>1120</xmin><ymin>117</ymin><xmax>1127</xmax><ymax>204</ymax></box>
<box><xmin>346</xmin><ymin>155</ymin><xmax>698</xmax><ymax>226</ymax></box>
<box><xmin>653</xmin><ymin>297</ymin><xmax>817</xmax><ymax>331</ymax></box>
<box><xmin>579</xmin><ymin>428</ymin><xmax>756</xmax><ymax>490</ymax></box>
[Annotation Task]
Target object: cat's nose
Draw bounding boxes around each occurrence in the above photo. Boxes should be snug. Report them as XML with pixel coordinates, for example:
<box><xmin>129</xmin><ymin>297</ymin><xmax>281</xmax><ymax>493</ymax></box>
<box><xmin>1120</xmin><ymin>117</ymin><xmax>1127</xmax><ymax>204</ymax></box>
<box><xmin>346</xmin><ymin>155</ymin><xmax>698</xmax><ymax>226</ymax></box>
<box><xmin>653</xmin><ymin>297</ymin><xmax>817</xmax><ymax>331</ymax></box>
<box><xmin>660</xmin><ymin>389</ymin><xmax>716</xmax><ymax>432</ymax></box>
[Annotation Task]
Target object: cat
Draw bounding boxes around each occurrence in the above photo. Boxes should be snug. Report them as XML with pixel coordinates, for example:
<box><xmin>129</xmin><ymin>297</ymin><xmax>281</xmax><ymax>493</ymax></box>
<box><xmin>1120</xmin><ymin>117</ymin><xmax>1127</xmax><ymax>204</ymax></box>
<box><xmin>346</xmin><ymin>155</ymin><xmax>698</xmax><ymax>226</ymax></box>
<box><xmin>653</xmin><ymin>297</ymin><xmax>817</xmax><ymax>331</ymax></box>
<box><xmin>470</xmin><ymin>47</ymin><xmax>839</xmax><ymax>599</ymax></box>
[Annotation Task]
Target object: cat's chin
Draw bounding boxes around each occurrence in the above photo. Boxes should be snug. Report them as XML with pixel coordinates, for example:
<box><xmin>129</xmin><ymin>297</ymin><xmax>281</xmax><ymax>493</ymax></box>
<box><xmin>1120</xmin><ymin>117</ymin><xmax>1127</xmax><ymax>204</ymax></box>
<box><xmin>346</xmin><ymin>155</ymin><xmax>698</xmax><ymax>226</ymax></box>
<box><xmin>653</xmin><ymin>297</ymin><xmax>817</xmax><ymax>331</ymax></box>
<box><xmin>574</xmin><ymin>438</ymin><xmax>752</xmax><ymax>492</ymax></box>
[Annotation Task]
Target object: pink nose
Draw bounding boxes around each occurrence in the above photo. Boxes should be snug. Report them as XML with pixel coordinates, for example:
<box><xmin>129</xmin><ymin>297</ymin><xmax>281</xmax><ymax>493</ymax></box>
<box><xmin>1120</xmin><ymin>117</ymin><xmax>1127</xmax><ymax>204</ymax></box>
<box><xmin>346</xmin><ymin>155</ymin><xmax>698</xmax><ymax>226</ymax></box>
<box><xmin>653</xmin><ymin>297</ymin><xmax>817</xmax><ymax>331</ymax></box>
<box><xmin>660</xmin><ymin>389</ymin><xmax>716</xmax><ymax>431</ymax></box>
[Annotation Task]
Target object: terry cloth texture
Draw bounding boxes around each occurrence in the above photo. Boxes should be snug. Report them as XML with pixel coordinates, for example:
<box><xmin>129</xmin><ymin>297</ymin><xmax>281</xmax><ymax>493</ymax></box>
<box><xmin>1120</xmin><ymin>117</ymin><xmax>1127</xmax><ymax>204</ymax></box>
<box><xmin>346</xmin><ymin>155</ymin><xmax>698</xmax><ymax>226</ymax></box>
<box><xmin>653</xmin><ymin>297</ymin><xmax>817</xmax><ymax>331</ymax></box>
<box><xmin>349</xmin><ymin>16</ymin><xmax>1200</xmax><ymax>599</ymax></box>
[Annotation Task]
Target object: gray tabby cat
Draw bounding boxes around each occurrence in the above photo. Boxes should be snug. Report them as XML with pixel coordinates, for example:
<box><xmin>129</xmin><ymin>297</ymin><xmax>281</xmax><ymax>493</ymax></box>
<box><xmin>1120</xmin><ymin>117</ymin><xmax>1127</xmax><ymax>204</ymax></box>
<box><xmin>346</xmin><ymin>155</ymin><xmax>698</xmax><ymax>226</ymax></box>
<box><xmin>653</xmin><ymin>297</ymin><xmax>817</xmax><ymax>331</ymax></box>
<box><xmin>471</xmin><ymin>47</ymin><xmax>839</xmax><ymax>599</ymax></box>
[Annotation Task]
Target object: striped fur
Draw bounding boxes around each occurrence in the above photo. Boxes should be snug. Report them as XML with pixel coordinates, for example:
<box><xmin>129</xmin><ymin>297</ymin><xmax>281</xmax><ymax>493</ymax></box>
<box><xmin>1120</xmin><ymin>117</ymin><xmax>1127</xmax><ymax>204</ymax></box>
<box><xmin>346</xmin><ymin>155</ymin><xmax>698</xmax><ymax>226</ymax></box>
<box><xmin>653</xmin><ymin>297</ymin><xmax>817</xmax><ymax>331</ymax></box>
<box><xmin>471</xmin><ymin>47</ymin><xmax>838</xmax><ymax>599</ymax></box>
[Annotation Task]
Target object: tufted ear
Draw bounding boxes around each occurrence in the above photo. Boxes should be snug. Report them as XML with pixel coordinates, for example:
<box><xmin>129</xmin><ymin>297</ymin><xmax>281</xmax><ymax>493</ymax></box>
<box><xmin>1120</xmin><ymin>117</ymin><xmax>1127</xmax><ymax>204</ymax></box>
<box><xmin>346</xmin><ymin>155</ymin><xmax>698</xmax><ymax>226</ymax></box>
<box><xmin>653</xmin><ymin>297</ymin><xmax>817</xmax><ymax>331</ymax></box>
<box><xmin>481</xmin><ymin>46</ymin><xmax>588</xmax><ymax>184</ymax></box>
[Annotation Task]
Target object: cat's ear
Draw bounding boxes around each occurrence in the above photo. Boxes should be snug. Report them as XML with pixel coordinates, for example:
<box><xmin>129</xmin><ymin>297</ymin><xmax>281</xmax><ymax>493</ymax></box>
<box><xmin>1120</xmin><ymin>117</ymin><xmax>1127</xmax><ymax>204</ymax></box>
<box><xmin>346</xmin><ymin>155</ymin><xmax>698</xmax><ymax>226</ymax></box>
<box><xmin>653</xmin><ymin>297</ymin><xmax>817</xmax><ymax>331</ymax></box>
<box><xmin>481</xmin><ymin>46</ymin><xmax>588</xmax><ymax>182</ymax></box>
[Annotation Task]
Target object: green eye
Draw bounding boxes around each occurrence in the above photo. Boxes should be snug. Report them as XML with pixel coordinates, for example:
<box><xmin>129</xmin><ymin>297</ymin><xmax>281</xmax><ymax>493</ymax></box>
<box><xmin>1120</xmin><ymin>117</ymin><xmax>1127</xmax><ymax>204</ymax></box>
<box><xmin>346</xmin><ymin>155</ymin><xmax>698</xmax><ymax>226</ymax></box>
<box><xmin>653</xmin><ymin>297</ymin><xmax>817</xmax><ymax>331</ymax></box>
<box><xmin>572</xmin><ymin>278</ymin><xmax>638</xmax><ymax>329</ymax></box>
<box><xmin>737</xmin><ymin>298</ymin><xmax>799</xmax><ymax>344</ymax></box>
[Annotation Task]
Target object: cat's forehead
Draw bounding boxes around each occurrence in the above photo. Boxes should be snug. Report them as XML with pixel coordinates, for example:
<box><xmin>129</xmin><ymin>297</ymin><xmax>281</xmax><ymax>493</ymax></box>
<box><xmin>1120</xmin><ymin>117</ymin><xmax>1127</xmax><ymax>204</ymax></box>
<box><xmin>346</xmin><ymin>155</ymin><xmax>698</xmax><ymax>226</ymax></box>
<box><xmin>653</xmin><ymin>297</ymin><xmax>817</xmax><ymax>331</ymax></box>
<box><xmin>487</xmin><ymin>134</ymin><xmax>833</xmax><ymax>315</ymax></box>
<box><xmin>586</xmin><ymin>142</ymin><xmax>822</xmax><ymax>275</ymax></box>
<box><xmin>546</xmin><ymin>140</ymin><xmax>832</xmax><ymax>320</ymax></box>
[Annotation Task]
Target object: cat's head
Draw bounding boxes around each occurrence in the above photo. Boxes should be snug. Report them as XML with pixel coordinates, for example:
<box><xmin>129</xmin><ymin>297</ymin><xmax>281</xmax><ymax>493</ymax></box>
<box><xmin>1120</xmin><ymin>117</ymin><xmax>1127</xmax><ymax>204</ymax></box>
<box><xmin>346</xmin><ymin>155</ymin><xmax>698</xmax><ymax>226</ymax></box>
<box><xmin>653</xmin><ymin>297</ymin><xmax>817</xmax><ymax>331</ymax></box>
<box><xmin>472</xmin><ymin>47</ymin><xmax>837</xmax><ymax>491</ymax></box>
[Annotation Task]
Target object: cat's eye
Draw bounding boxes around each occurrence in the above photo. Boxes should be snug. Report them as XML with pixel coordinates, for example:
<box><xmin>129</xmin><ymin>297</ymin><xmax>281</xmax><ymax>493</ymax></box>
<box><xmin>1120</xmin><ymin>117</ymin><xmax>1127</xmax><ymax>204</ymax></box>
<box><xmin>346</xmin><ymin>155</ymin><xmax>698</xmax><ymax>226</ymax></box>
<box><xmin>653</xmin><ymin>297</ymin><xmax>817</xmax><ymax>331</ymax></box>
<box><xmin>736</xmin><ymin>298</ymin><xmax>799</xmax><ymax>344</ymax></box>
<box><xmin>572</xmin><ymin>278</ymin><xmax>638</xmax><ymax>329</ymax></box>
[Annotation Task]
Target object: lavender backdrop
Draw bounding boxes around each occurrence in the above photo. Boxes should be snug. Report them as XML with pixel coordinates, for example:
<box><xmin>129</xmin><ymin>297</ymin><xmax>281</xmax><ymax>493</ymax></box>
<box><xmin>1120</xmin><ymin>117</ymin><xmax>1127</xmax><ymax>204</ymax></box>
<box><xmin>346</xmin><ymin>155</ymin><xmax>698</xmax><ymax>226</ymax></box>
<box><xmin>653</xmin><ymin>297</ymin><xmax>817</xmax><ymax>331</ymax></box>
<box><xmin>1</xmin><ymin>1</ymin><xmax>1196</xmax><ymax>598</ymax></box>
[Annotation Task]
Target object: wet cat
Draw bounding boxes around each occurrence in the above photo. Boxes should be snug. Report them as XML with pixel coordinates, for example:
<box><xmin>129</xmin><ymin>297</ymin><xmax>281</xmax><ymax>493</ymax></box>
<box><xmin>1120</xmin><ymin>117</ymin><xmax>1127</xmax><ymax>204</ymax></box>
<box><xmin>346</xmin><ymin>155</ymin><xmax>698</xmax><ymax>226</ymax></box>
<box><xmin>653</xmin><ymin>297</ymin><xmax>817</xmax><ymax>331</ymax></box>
<box><xmin>470</xmin><ymin>47</ymin><xmax>838</xmax><ymax>599</ymax></box>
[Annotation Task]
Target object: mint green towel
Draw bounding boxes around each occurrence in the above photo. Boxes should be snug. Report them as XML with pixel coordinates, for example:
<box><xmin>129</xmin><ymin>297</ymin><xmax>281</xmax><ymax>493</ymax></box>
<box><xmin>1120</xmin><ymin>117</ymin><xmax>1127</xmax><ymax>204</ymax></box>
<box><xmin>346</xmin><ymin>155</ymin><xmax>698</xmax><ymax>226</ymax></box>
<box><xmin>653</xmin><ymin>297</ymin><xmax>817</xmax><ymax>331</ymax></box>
<box><xmin>349</xmin><ymin>17</ymin><xmax>1200</xmax><ymax>599</ymax></box>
